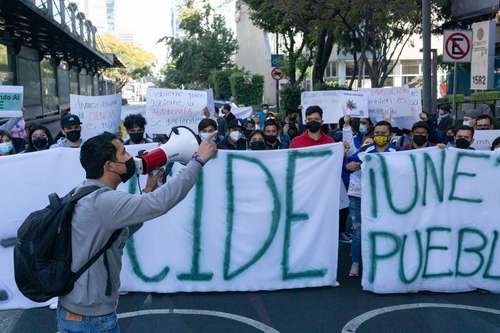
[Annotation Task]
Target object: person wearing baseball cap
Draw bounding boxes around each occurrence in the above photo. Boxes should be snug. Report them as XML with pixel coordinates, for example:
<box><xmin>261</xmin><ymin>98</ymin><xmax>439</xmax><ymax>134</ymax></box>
<box><xmin>51</xmin><ymin>114</ymin><xmax>83</xmax><ymax>148</ymax></box>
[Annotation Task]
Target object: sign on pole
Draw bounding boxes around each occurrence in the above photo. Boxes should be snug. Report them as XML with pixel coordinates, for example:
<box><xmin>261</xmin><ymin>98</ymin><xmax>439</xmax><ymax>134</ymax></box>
<box><xmin>271</xmin><ymin>67</ymin><xmax>284</xmax><ymax>81</ymax></box>
<box><xmin>470</xmin><ymin>20</ymin><xmax>496</xmax><ymax>90</ymax></box>
<box><xmin>442</xmin><ymin>30</ymin><xmax>472</xmax><ymax>63</ymax></box>
<box><xmin>271</xmin><ymin>54</ymin><xmax>284</xmax><ymax>68</ymax></box>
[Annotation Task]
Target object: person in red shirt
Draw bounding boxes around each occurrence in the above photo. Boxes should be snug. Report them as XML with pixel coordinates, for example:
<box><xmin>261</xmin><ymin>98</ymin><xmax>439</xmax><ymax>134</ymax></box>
<box><xmin>289</xmin><ymin>105</ymin><xmax>334</xmax><ymax>148</ymax></box>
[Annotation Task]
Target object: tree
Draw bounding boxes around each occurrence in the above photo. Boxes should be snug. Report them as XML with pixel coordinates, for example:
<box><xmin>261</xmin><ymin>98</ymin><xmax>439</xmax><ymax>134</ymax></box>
<box><xmin>100</xmin><ymin>33</ymin><xmax>156</xmax><ymax>90</ymax></box>
<box><xmin>159</xmin><ymin>1</ymin><xmax>238</xmax><ymax>87</ymax></box>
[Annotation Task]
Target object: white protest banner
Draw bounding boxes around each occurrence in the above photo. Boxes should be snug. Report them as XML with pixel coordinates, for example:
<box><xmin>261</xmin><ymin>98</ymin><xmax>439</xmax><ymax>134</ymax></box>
<box><xmin>361</xmin><ymin>87</ymin><xmax>421</xmax><ymax>129</ymax></box>
<box><xmin>0</xmin><ymin>85</ymin><xmax>23</xmax><ymax>118</ymax></box>
<box><xmin>361</xmin><ymin>148</ymin><xmax>500</xmax><ymax>294</ymax></box>
<box><xmin>471</xmin><ymin>130</ymin><xmax>500</xmax><ymax>151</ymax></box>
<box><xmin>146</xmin><ymin>88</ymin><xmax>207</xmax><ymax>134</ymax></box>
<box><xmin>0</xmin><ymin>143</ymin><xmax>343</xmax><ymax>310</ymax></box>
<box><xmin>206</xmin><ymin>88</ymin><xmax>215</xmax><ymax>114</ymax></box>
<box><xmin>233</xmin><ymin>106</ymin><xmax>253</xmax><ymax>120</ymax></box>
<box><xmin>301</xmin><ymin>90</ymin><xmax>368</xmax><ymax>124</ymax></box>
<box><xmin>70</xmin><ymin>94</ymin><xmax>122</xmax><ymax>140</ymax></box>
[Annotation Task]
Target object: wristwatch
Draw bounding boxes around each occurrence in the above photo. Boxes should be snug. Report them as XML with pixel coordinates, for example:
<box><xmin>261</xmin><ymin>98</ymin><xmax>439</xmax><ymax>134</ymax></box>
<box><xmin>192</xmin><ymin>152</ymin><xmax>206</xmax><ymax>167</ymax></box>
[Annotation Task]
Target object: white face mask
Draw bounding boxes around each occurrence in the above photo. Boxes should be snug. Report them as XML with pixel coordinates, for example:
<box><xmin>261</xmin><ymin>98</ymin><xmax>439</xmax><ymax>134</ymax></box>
<box><xmin>199</xmin><ymin>132</ymin><xmax>211</xmax><ymax>141</ymax></box>
<box><xmin>229</xmin><ymin>131</ymin><xmax>241</xmax><ymax>141</ymax></box>
<box><xmin>463</xmin><ymin>120</ymin><xmax>471</xmax><ymax>127</ymax></box>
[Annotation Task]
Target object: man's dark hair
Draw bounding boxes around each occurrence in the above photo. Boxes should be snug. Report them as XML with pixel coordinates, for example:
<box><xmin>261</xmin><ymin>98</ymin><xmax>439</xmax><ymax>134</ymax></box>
<box><xmin>456</xmin><ymin>125</ymin><xmax>474</xmax><ymax>138</ymax></box>
<box><xmin>411</xmin><ymin>121</ymin><xmax>430</xmax><ymax>133</ymax></box>
<box><xmin>491</xmin><ymin>137</ymin><xmax>500</xmax><ymax>151</ymax></box>
<box><xmin>305</xmin><ymin>105</ymin><xmax>323</xmax><ymax>119</ymax></box>
<box><xmin>124</xmin><ymin>114</ymin><xmax>147</xmax><ymax>130</ymax></box>
<box><xmin>476</xmin><ymin>114</ymin><xmax>493</xmax><ymax>125</ymax></box>
<box><xmin>80</xmin><ymin>132</ymin><xmax>118</xmax><ymax>179</ymax></box>
<box><xmin>223</xmin><ymin>103</ymin><xmax>231</xmax><ymax>112</ymax></box>
<box><xmin>198</xmin><ymin>118</ymin><xmax>218</xmax><ymax>132</ymax></box>
<box><xmin>263</xmin><ymin>119</ymin><xmax>280</xmax><ymax>131</ymax></box>
<box><xmin>374</xmin><ymin>120</ymin><xmax>392</xmax><ymax>133</ymax></box>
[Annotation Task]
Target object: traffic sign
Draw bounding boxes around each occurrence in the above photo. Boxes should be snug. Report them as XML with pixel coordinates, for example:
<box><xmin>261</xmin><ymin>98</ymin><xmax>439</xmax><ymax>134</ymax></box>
<box><xmin>271</xmin><ymin>54</ymin><xmax>284</xmax><ymax>68</ymax></box>
<box><xmin>271</xmin><ymin>67</ymin><xmax>284</xmax><ymax>81</ymax></box>
<box><xmin>443</xmin><ymin>30</ymin><xmax>472</xmax><ymax>63</ymax></box>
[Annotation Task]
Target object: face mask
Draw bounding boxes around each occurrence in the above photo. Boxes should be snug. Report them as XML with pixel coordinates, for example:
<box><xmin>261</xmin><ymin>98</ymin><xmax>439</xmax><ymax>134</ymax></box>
<box><xmin>113</xmin><ymin>157</ymin><xmax>136</xmax><ymax>183</ymax></box>
<box><xmin>229</xmin><ymin>131</ymin><xmax>241</xmax><ymax>142</ymax></box>
<box><xmin>413</xmin><ymin>135</ymin><xmax>428</xmax><ymax>147</ymax></box>
<box><xmin>65</xmin><ymin>130</ymin><xmax>81</xmax><ymax>142</ymax></box>
<box><xmin>306</xmin><ymin>121</ymin><xmax>322</xmax><ymax>133</ymax></box>
<box><xmin>243</xmin><ymin>129</ymin><xmax>253</xmax><ymax>138</ymax></box>
<box><xmin>455</xmin><ymin>138</ymin><xmax>471</xmax><ymax>149</ymax></box>
<box><xmin>33</xmin><ymin>137</ymin><xmax>49</xmax><ymax>150</ymax></box>
<box><xmin>462</xmin><ymin>120</ymin><xmax>471</xmax><ymax>127</ymax></box>
<box><xmin>359</xmin><ymin>124</ymin><xmax>368</xmax><ymax>134</ymax></box>
<box><xmin>199</xmin><ymin>132</ymin><xmax>211</xmax><ymax>141</ymax></box>
<box><xmin>250</xmin><ymin>140</ymin><xmax>266</xmax><ymax>150</ymax></box>
<box><xmin>129</xmin><ymin>132</ymin><xmax>144</xmax><ymax>144</ymax></box>
<box><xmin>0</xmin><ymin>142</ymin><xmax>13</xmax><ymax>154</ymax></box>
<box><xmin>374</xmin><ymin>135</ymin><xmax>390</xmax><ymax>147</ymax></box>
<box><xmin>265</xmin><ymin>135</ymin><xmax>277</xmax><ymax>144</ymax></box>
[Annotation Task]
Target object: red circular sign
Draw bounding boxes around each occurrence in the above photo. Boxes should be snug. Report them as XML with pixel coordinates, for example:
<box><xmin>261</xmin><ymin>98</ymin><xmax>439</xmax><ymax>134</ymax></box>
<box><xmin>445</xmin><ymin>32</ymin><xmax>471</xmax><ymax>61</ymax></box>
<box><xmin>271</xmin><ymin>67</ymin><xmax>283</xmax><ymax>81</ymax></box>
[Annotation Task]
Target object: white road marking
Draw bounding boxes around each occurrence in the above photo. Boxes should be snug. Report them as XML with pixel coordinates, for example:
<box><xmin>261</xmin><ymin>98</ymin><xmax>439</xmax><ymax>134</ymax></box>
<box><xmin>341</xmin><ymin>303</ymin><xmax>500</xmax><ymax>333</ymax></box>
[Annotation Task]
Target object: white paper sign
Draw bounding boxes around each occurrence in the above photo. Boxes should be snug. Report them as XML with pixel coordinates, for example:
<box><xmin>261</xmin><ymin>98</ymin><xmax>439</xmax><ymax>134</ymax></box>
<box><xmin>361</xmin><ymin>87</ymin><xmax>421</xmax><ymax>129</ymax></box>
<box><xmin>0</xmin><ymin>143</ymin><xmax>343</xmax><ymax>310</ymax></box>
<box><xmin>471</xmin><ymin>130</ymin><xmax>500</xmax><ymax>151</ymax></box>
<box><xmin>233</xmin><ymin>106</ymin><xmax>253</xmax><ymax>120</ymax></box>
<box><xmin>146</xmin><ymin>88</ymin><xmax>208</xmax><ymax>134</ymax></box>
<box><xmin>301</xmin><ymin>90</ymin><xmax>368</xmax><ymax>124</ymax></box>
<box><xmin>470</xmin><ymin>20</ymin><xmax>496</xmax><ymax>90</ymax></box>
<box><xmin>361</xmin><ymin>148</ymin><xmax>500</xmax><ymax>294</ymax></box>
<box><xmin>0</xmin><ymin>85</ymin><xmax>23</xmax><ymax>118</ymax></box>
<box><xmin>70</xmin><ymin>94</ymin><xmax>122</xmax><ymax>140</ymax></box>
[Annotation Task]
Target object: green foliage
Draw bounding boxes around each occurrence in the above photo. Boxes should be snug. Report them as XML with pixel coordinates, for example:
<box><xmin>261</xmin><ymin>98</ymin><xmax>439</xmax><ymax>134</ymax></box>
<box><xmin>313</xmin><ymin>81</ymin><xmax>349</xmax><ymax>91</ymax></box>
<box><xmin>470</xmin><ymin>91</ymin><xmax>500</xmax><ymax>102</ymax></box>
<box><xmin>212</xmin><ymin>69</ymin><xmax>238</xmax><ymax>100</ymax></box>
<box><xmin>229</xmin><ymin>72</ymin><xmax>264</xmax><ymax>106</ymax></box>
<box><xmin>159</xmin><ymin>1</ymin><xmax>238</xmax><ymax>87</ymax></box>
<box><xmin>280</xmin><ymin>83</ymin><xmax>302</xmax><ymax>113</ymax></box>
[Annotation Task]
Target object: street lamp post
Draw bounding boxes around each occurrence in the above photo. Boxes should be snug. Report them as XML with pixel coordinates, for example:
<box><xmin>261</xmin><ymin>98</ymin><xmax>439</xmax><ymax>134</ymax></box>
<box><xmin>422</xmin><ymin>0</ymin><xmax>432</xmax><ymax>114</ymax></box>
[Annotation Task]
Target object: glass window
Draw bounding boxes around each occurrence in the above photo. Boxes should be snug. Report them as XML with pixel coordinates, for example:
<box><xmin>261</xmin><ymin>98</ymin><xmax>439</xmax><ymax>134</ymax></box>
<box><xmin>57</xmin><ymin>61</ymin><xmax>70</xmax><ymax>106</ymax></box>
<box><xmin>325</xmin><ymin>62</ymin><xmax>337</xmax><ymax>78</ymax></box>
<box><xmin>0</xmin><ymin>44</ymin><xmax>14</xmax><ymax>84</ymax></box>
<box><xmin>70</xmin><ymin>68</ymin><xmax>79</xmax><ymax>94</ymax></box>
<box><xmin>40</xmin><ymin>57</ymin><xmax>59</xmax><ymax>116</ymax></box>
<box><xmin>346</xmin><ymin>61</ymin><xmax>355</xmax><ymax>78</ymax></box>
<box><xmin>401</xmin><ymin>60</ymin><xmax>421</xmax><ymax>75</ymax></box>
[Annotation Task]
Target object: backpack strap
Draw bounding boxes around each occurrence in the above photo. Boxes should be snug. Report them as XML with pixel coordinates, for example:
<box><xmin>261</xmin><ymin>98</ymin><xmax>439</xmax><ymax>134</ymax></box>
<box><xmin>70</xmin><ymin>185</ymin><xmax>102</xmax><ymax>202</ymax></box>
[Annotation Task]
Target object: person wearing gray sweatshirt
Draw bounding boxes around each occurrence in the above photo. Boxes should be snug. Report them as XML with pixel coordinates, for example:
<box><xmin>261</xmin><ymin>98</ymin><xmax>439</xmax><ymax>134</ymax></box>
<box><xmin>57</xmin><ymin>131</ymin><xmax>217</xmax><ymax>333</ymax></box>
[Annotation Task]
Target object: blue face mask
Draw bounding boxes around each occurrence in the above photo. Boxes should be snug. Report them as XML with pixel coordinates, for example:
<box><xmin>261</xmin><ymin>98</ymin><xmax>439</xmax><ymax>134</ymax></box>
<box><xmin>199</xmin><ymin>132</ymin><xmax>211</xmax><ymax>141</ymax></box>
<box><xmin>359</xmin><ymin>124</ymin><xmax>368</xmax><ymax>134</ymax></box>
<box><xmin>0</xmin><ymin>142</ymin><xmax>13</xmax><ymax>154</ymax></box>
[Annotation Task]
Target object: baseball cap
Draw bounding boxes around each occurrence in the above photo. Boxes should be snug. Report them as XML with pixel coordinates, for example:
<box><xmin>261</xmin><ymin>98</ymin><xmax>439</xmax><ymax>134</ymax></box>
<box><xmin>61</xmin><ymin>114</ymin><xmax>82</xmax><ymax>128</ymax></box>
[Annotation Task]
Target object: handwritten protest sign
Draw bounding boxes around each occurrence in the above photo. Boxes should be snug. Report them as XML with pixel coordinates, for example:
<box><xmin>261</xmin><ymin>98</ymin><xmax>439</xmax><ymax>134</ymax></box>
<box><xmin>301</xmin><ymin>90</ymin><xmax>368</xmax><ymax>124</ymax></box>
<box><xmin>70</xmin><ymin>94</ymin><xmax>122</xmax><ymax>140</ymax></box>
<box><xmin>0</xmin><ymin>143</ymin><xmax>343</xmax><ymax>310</ymax></box>
<box><xmin>361</xmin><ymin>87</ymin><xmax>421</xmax><ymax>129</ymax></box>
<box><xmin>471</xmin><ymin>130</ymin><xmax>500</xmax><ymax>151</ymax></box>
<box><xmin>361</xmin><ymin>148</ymin><xmax>500</xmax><ymax>293</ymax></box>
<box><xmin>146</xmin><ymin>88</ymin><xmax>208</xmax><ymax>134</ymax></box>
<box><xmin>0</xmin><ymin>85</ymin><xmax>23</xmax><ymax>118</ymax></box>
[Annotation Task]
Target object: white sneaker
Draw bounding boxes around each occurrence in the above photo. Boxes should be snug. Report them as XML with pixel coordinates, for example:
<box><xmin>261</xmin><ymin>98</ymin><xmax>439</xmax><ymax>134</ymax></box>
<box><xmin>48</xmin><ymin>298</ymin><xmax>58</xmax><ymax>310</ymax></box>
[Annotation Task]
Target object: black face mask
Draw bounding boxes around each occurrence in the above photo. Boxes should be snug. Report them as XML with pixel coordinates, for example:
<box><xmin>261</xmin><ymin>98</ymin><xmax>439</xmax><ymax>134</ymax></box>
<box><xmin>413</xmin><ymin>135</ymin><xmax>428</xmax><ymax>147</ymax></box>
<box><xmin>265</xmin><ymin>135</ymin><xmax>277</xmax><ymax>144</ymax></box>
<box><xmin>129</xmin><ymin>132</ymin><xmax>144</xmax><ymax>144</ymax></box>
<box><xmin>33</xmin><ymin>137</ymin><xmax>49</xmax><ymax>150</ymax></box>
<box><xmin>65</xmin><ymin>130</ymin><xmax>81</xmax><ymax>142</ymax></box>
<box><xmin>250</xmin><ymin>141</ymin><xmax>266</xmax><ymax>150</ymax></box>
<box><xmin>306</xmin><ymin>121</ymin><xmax>322</xmax><ymax>133</ymax></box>
<box><xmin>455</xmin><ymin>138</ymin><xmax>471</xmax><ymax>149</ymax></box>
<box><xmin>114</xmin><ymin>157</ymin><xmax>136</xmax><ymax>183</ymax></box>
<box><xmin>243</xmin><ymin>129</ymin><xmax>253</xmax><ymax>139</ymax></box>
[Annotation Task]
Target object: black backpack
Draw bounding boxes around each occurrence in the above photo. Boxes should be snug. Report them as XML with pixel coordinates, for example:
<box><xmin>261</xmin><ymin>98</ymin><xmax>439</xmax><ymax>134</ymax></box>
<box><xmin>14</xmin><ymin>186</ymin><xmax>121</xmax><ymax>303</ymax></box>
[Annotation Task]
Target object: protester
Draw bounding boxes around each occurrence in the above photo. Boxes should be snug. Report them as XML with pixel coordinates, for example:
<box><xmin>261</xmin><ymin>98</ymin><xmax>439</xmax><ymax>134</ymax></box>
<box><xmin>247</xmin><ymin>130</ymin><xmax>266</xmax><ymax>151</ymax></box>
<box><xmin>491</xmin><ymin>137</ymin><xmax>500</xmax><ymax>151</ymax></box>
<box><xmin>242</xmin><ymin>117</ymin><xmax>256</xmax><ymax>139</ymax></box>
<box><xmin>283</xmin><ymin>111</ymin><xmax>302</xmax><ymax>141</ymax></box>
<box><xmin>214</xmin><ymin>106</ymin><xmax>227</xmax><ymax>136</ymax></box>
<box><xmin>51</xmin><ymin>114</ymin><xmax>83</xmax><ymax>148</ymax></box>
<box><xmin>444</xmin><ymin>126</ymin><xmax>456</xmax><ymax>146</ymax></box>
<box><xmin>219</xmin><ymin>119</ymin><xmax>247</xmax><ymax>150</ymax></box>
<box><xmin>454</xmin><ymin>125</ymin><xmax>475</xmax><ymax>150</ymax></box>
<box><xmin>221</xmin><ymin>103</ymin><xmax>236</xmax><ymax>124</ymax></box>
<box><xmin>289</xmin><ymin>106</ymin><xmax>334</xmax><ymax>148</ymax></box>
<box><xmin>263</xmin><ymin>119</ymin><xmax>285</xmax><ymax>150</ymax></box>
<box><xmin>252</xmin><ymin>113</ymin><xmax>262</xmax><ymax>130</ymax></box>
<box><xmin>24</xmin><ymin>125</ymin><xmax>54</xmax><ymax>153</ymax></box>
<box><xmin>56</xmin><ymin>131</ymin><xmax>217</xmax><ymax>333</ymax></box>
<box><xmin>475</xmin><ymin>114</ymin><xmax>494</xmax><ymax>131</ymax></box>
<box><xmin>54</xmin><ymin>105</ymin><xmax>72</xmax><ymax>142</ymax></box>
<box><xmin>342</xmin><ymin>115</ymin><xmax>373</xmax><ymax>155</ymax></box>
<box><xmin>398</xmin><ymin>121</ymin><xmax>432</xmax><ymax>150</ymax></box>
<box><xmin>437</xmin><ymin>105</ymin><xmax>454</xmax><ymax>132</ymax></box>
<box><xmin>123</xmin><ymin>114</ymin><xmax>152</xmax><ymax>145</ymax></box>
<box><xmin>9</xmin><ymin>116</ymin><xmax>27</xmax><ymax>153</ymax></box>
<box><xmin>0</xmin><ymin>130</ymin><xmax>16</xmax><ymax>156</ymax></box>
<box><xmin>345</xmin><ymin>121</ymin><xmax>397</xmax><ymax>277</ymax></box>
<box><xmin>198</xmin><ymin>118</ymin><xmax>218</xmax><ymax>142</ymax></box>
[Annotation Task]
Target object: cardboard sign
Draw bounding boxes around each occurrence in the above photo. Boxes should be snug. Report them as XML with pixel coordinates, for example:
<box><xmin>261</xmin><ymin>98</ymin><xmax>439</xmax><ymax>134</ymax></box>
<box><xmin>0</xmin><ymin>85</ymin><xmax>23</xmax><ymax>118</ymax></box>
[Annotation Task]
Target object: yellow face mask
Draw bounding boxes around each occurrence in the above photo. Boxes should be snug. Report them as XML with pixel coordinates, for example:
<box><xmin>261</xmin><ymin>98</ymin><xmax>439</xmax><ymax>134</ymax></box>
<box><xmin>374</xmin><ymin>135</ymin><xmax>390</xmax><ymax>147</ymax></box>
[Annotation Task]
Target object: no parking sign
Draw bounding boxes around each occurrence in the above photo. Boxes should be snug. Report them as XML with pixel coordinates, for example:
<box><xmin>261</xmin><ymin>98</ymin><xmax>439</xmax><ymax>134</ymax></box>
<box><xmin>443</xmin><ymin>30</ymin><xmax>472</xmax><ymax>63</ymax></box>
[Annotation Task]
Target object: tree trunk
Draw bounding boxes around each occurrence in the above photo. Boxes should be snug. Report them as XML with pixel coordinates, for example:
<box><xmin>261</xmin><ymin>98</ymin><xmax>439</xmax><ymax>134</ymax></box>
<box><xmin>312</xmin><ymin>29</ymin><xmax>327</xmax><ymax>85</ymax></box>
<box><xmin>287</xmin><ymin>30</ymin><xmax>297</xmax><ymax>85</ymax></box>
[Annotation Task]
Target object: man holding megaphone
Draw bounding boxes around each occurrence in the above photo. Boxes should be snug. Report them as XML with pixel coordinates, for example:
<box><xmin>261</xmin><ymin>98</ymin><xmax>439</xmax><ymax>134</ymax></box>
<box><xmin>56</xmin><ymin>128</ymin><xmax>217</xmax><ymax>333</ymax></box>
